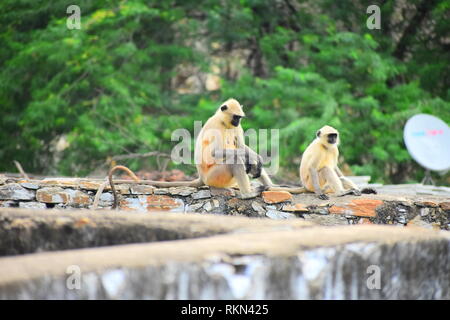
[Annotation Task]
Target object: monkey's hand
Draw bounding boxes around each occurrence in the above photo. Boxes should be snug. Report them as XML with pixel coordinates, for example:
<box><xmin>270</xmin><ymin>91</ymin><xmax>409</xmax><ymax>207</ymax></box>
<box><xmin>361</xmin><ymin>188</ymin><xmax>377</xmax><ymax>194</ymax></box>
<box><xmin>245</xmin><ymin>153</ymin><xmax>263</xmax><ymax>179</ymax></box>
<box><xmin>317</xmin><ymin>193</ymin><xmax>329</xmax><ymax>200</ymax></box>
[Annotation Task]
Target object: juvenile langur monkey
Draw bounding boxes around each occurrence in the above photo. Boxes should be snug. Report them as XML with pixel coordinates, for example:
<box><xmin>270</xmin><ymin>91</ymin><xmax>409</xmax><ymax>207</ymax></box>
<box><xmin>299</xmin><ymin>125</ymin><xmax>376</xmax><ymax>200</ymax></box>
<box><xmin>108</xmin><ymin>98</ymin><xmax>276</xmax><ymax>208</ymax></box>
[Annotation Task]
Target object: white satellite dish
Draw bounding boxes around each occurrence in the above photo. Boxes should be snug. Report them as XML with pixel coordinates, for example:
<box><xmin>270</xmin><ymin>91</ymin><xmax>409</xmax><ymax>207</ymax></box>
<box><xmin>404</xmin><ymin>114</ymin><xmax>450</xmax><ymax>183</ymax></box>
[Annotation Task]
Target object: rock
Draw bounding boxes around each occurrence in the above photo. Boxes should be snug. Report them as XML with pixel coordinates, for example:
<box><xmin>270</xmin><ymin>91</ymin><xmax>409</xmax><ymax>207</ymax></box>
<box><xmin>203</xmin><ymin>199</ymin><xmax>220</xmax><ymax>212</ymax></box>
<box><xmin>0</xmin><ymin>184</ymin><xmax>35</xmax><ymax>201</ymax></box>
<box><xmin>420</xmin><ymin>208</ymin><xmax>430</xmax><ymax>217</ymax></box>
<box><xmin>0</xmin><ymin>201</ymin><xmax>18</xmax><ymax>208</ymax></box>
<box><xmin>20</xmin><ymin>183</ymin><xmax>39</xmax><ymax>190</ymax></box>
<box><xmin>169</xmin><ymin>187</ymin><xmax>197</xmax><ymax>196</ymax></box>
<box><xmin>210</xmin><ymin>187</ymin><xmax>236</xmax><ymax>197</ymax></box>
<box><xmin>204</xmin><ymin>200</ymin><xmax>219</xmax><ymax>212</ymax></box>
<box><xmin>65</xmin><ymin>189</ymin><xmax>92</xmax><ymax>207</ymax></box>
<box><xmin>19</xmin><ymin>202</ymin><xmax>47</xmax><ymax>209</ymax></box>
<box><xmin>130</xmin><ymin>185</ymin><xmax>155</xmax><ymax>195</ymax></box>
<box><xmin>329</xmin><ymin>199</ymin><xmax>383</xmax><ymax>217</ymax></box>
<box><xmin>145</xmin><ymin>195</ymin><xmax>184</xmax><ymax>212</ymax></box>
<box><xmin>261</xmin><ymin>191</ymin><xmax>292</xmax><ymax>204</ymax></box>
<box><xmin>266</xmin><ymin>209</ymin><xmax>296</xmax><ymax>220</ymax></box>
<box><xmin>282</xmin><ymin>203</ymin><xmax>309</xmax><ymax>213</ymax></box>
<box><xmin>303</xmin><ymin>213</ymin><xmax>349</xmax><ymax>226</ymax></box>
<box><xmin>421</xmin><ymin>201</ymin><xmax>438</xmax><ymax>208</ymax></box>
<box><xmin>154</xmin><ymin>188</ymin><xmax>169</xmax><ymax>195</ymax></box>
<box><xmin>39</xmin><ymin>178</ymin><xmax>79</xmax><ymax>188</ymax></box>
<box><xmin>78</xmin><ymin>181</ymin><xmax>103</xmax><ymax>190</ymax></box>
<box><xmin>120</xmin><ymin>198</ymin><xmax>145</xmax><ymax>211</ymax></box>
<box><xmin>192</xmin><ymin>190</ymin><xmax>211</xmax><ymax>200</ymax></box>
<box><xmin>186</xmin><ymin>202</ymin><xmax>205</xmax><ymax>212</ymax></box>
<box><xmin>36</xmin><ymin>188</ymin><xmax>90</xmax><ymax>206</ymax></box>
<box><xmin>251</xmin><ymin>202</ymin><xmax>266</xmax><ymax>215</ymax></box>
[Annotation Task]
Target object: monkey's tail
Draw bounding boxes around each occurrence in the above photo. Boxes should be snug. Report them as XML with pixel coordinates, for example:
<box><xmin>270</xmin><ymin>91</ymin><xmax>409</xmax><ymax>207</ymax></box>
<box><xmin>266</xmin><ymin>186</ymin><xmax>308</xmax><ymax>194</ymax></box>
<box><xmin>108</xmin><ymin>165</ymin><xmax>204</xmax><ymax>209</ymax></box>
<box><xmin>109</xmin><ymin>165</ymin><xmax>140</xmax><ymax>209</ymax></box>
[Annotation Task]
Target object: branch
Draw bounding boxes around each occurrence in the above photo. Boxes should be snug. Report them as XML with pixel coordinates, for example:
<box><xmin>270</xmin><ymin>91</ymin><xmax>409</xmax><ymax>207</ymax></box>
<box><xmin>13</xmin><ymin>160</ymin><xmax>30</xmax><ymax>180</ymax></box>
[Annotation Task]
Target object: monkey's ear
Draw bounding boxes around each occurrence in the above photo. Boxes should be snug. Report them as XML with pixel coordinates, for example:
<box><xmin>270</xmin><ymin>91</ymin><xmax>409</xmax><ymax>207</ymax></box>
<box><xmin>316</xmin><ymin>130</ymin><xmax>321</xmax><ymax>137</ymax></box>
<box><xmin>221</xmin><ymin>105</ymin><xmax>228</xmax><ymax>111</ymax></box>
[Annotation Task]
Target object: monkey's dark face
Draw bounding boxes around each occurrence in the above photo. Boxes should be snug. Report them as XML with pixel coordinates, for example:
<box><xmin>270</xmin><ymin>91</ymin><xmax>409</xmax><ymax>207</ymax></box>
<box><xmin>327</xmin><ymin>133</ymin><xmax>338</xmax><ymax>144</ymax></box>
<box><xmin>231</xmin><ymin>114</ymin><xmax>242</xmax><ymax>127</ymax></box>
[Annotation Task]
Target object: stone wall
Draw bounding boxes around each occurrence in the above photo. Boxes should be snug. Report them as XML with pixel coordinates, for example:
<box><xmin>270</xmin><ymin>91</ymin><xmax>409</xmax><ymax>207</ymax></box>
<box><xmin>0</xmin><ymin>177</ymin><xmax>449</xmax><ymax>230</ymax></box>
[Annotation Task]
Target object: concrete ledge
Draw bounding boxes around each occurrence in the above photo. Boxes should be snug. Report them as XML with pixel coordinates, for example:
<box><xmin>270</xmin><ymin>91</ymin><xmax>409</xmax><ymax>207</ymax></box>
<box><xmin>0</xmin><ymin>208</ymin><xmax>314</xmax><ymax>256</ymax></box>
<box><xmin>0</xmin><ymin>224</ymin><xmax>449</xmax><ymax>299</ymax></box>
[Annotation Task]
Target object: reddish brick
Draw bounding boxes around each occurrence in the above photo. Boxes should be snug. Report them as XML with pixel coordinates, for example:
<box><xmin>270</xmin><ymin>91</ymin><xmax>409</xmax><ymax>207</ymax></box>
<box><xmin>329</xmin><ymin>199</ymin><xmax>383</xmax><ymax>217</ymax></box>
<box><xmin>282</xmin><ymin>203</ymin><xmax>309</xmax><ymax>212</ymax></box>
<box><xmin>262</xmin><ymin>191</ymin><xmax>292</xmax><ymax>204</ymax></box>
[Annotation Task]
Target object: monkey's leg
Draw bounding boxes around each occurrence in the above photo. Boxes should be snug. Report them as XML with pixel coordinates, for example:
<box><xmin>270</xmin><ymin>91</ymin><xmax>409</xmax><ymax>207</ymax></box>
<box><xmin>312</xmin><ymin>167</ymin><xmax>333</xmax><ymax>200</ymax></box>
<box><xmin>339</xmin><ymin>176</ymin><xmax>361</xmax><ymax>196</ymax></box>
<box><xmin>232</xmin><ymin>159</ymin><xmax>259</xmax><ymax>199</ymax></box>
<box><xmin>334</xmin><ymin>167</ymin><xmax>364</xmax><ymax>196</ymax></box>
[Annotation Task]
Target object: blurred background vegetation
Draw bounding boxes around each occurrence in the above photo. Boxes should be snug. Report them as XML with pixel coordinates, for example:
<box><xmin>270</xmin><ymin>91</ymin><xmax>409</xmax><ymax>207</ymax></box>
<box><xmin>0</xmin><ymin>0</ymin><xmax>449</xmax><ymax>184</ymax></box>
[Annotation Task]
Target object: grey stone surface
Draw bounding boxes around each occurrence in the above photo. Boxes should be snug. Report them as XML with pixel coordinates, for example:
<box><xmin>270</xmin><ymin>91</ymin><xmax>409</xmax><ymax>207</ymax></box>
<box><xmin>154</xmin><ymin>188</ymin><xmax>169</xmax><ymax>195</ymax></box>
<box><xmin>169</xmin><ymin>187</ymin><xmax>197</xmax><ymax>196</ymax></box>
<box><xmin>302</xmin><ymin>213</ymin><xmax>349</xmax><ymax>226</ymax></box>
<box><xmin>251</xmin><ymin>201</ymin><xmax>266</xmax><ymax>216</ymax></box>
<box><xmin>19</xmin><ymin>183</ymin><xmax>39</xmax><ymax>190</ymax></box>
<box><xmin>192</xmin><ymin>190</ymin><xmax>212</xmax><ymax>200</ymax></box>
<box><xmin>0</xmin><ymin>184</ymin><xmax>35</xmax><ymax>201</ymax></box>
<box><xmin>266</xmin><ymin>209</ymin><xmax>296</xmax><ymax>220</ymax></box>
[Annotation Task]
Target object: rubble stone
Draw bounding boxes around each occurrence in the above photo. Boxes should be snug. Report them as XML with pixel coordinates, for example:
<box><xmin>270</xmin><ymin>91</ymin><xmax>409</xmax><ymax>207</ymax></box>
<box><xmin>0</xmin><ymin>184</ymin><xmax>35</xmax><ymax>201</ymax></box>
<box><xmin>192</xmin><ymin>190</ymin><xmax>212</xmax><ymax>200</ymax></box>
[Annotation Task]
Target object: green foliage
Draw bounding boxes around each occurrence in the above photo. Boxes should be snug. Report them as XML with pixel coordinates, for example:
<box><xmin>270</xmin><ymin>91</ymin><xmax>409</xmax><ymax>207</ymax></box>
<box><xmin>0</xmin><ymin>0</ymin><xmax>449</xmax><ymax>184</ymax></box>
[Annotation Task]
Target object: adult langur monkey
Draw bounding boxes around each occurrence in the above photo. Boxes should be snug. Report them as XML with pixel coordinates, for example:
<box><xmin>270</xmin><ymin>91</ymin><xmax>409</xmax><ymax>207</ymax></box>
<box><xmin>267</xmin><ymin>125</ymin><xmax>377</xmax><ymax>198</ymax></box>
<box><xmin>298</xmin><ymin>125</ymin><xmax>377</xmax><ymax>200</ymax></box>
<box><xmin>107</xmin><ymin>98</ymin><xmax>278</xmax><ymax>208</ymax></box>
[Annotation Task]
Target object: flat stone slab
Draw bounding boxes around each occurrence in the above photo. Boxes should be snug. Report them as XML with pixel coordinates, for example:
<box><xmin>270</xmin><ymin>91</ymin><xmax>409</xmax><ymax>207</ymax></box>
<box><xmin>0</xmin><ymin>220</ymin><xmax>448</xmax><ymax>299</ymax></box>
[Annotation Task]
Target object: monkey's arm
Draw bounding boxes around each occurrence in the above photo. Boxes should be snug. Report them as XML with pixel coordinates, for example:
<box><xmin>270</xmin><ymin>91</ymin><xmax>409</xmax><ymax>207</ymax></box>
<box><xmin>310</xmin><ymin>167</ymin><xmax>329</xmax><ymax>200</ymax></box>
<box><xmin>335</xmin><ymin>167</ymin><xmax>359</xmax><ymax>190</ymax></box>
<box><xmin>335</xmin><ymin>167</ymin><xmax>377</xmax><ymax>195</ymax></box>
